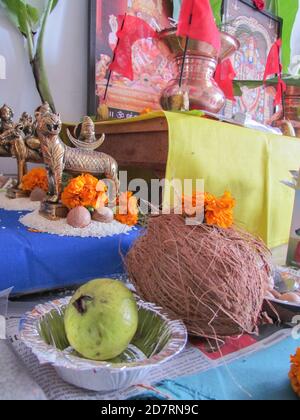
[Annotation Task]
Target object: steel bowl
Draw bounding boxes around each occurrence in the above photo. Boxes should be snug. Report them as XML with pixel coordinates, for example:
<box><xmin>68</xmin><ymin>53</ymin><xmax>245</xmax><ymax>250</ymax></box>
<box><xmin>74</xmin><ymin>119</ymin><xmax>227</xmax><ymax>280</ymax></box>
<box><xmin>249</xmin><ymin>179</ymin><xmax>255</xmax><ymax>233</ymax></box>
<box><xmin>20</xmin><ymin>297</ymin><xmax>187</xmax><ymax>392</ymax></box>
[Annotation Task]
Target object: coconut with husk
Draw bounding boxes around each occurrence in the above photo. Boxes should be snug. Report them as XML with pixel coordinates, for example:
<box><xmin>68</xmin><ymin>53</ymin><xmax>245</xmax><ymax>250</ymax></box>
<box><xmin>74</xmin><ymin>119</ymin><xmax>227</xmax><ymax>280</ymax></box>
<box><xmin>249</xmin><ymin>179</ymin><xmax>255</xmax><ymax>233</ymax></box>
<box><xmin>126</xmin><ymin>214</ymin><xmax>271</xmax><ymax>340</ymax></box>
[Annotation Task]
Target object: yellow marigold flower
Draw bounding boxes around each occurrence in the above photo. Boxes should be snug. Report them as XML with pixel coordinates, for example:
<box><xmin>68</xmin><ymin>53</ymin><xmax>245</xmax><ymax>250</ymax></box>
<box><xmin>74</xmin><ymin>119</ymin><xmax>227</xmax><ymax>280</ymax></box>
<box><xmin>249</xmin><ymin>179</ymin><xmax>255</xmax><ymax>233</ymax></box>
<box><xmin>21</xmin><ymin>167</ymin><xmax>48</xmax><ymax>192</ymax></box>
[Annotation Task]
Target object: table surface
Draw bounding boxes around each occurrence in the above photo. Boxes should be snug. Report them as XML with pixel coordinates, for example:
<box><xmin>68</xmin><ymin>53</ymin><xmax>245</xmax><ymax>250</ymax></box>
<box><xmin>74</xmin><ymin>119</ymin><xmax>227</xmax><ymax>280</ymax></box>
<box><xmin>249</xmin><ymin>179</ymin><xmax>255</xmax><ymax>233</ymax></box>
<box><xmin>0</xmin><ymin>209</ymin><xmax>140</xmax><ymax>295</ymax></box>
<box><xmin>1</xmin><ymin>207</ymin><xmax>298</xmax><ymax>400</ymax></box>
<box><xmin>147</xmin><ymin>334</ymin><xmax>299</xmax><ymax>401</ymax></box>
<box><xmin>5</xmin><ymin>298</ymin><xmax>299</xmax><ymax>401</ymax></box>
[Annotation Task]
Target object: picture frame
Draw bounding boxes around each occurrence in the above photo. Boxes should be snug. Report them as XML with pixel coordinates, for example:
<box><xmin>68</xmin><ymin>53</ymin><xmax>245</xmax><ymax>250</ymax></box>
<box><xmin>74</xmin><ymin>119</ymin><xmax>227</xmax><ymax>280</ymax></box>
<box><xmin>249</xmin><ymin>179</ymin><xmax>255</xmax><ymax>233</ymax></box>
<box><xmin>221</xmin><ymin>0</ymin><xmax>283</xmax><ymax>124</ymax></box>
<box><xmin>88</xmin><ymin>0</ymin><xmax>174</xmax><ymax>119</ymax></box>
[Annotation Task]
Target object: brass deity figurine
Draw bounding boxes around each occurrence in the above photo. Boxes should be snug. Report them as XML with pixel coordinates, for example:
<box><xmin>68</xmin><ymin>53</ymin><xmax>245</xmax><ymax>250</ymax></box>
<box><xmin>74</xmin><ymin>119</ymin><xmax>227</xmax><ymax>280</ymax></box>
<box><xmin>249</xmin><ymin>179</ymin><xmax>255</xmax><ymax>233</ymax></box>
<box><xmin>67</xmin><ymin>116</ymin><xmax>105</xmax><ymax>149</ymax></box>
<box><xmin>37</xmin><ymin>112</ymin><xmax>119</xmax><ymax>220</ymax></box>
<box><xmin>0</xmin><ymin>103</ymin><xmax>50</xmax><ymax>198</ymax></box>
<box><xmin>0</xmin><ymin>104</ymin><xmax>14</xmax><ymax>134</ymax></box>
<box><xmin>0</xmin><ymin>105</ymin><xmax>14</xmax><ymax>157</ymax></box>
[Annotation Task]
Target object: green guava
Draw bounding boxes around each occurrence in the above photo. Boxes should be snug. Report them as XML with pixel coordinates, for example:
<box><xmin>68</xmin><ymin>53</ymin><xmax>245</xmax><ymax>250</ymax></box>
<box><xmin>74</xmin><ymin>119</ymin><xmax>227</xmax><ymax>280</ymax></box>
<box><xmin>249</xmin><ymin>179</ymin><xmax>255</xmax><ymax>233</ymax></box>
<box><xmin>64</xmin><ymin>279</ymin><xmax>138</xmax><ymax>361</ymax></box>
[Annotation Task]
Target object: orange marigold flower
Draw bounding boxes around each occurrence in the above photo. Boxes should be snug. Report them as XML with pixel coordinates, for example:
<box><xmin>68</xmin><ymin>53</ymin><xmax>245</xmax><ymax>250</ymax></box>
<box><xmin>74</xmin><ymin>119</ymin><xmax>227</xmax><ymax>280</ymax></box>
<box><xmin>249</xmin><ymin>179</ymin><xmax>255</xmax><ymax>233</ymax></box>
<box><xmin>115</xmin><ymin>213</ymin><xmax>139</xmax><ymax>226</ymax></box>
<box><xmin>21</xmin><ymin>167</ymin><xmax>48</xmax><ymax>192</ymax></box>
<box><xmin>289</xmin><ymin>348</ymin><xmax>300</xmax><ymax>397</ymax></box>
<box><xmin>181</xmin><ymin>191</ymin><xmax>235</xmax><ymax>229</ymax></box>
<box><xmin>204</xmin><ymin>191</ymin><xmax>236</xmax><ymax>229</ymax></box>
<box><xmin>140</xmin><ymin>108</ymin><xmax>153</xmax><ymax>115</ymax></box>
<box><xmin>182</xmin><ymin>192</ymin><xmax>204</xmax><ymax>217</ymax></box>
<box><xmin>61</xmin><ymin>174</ymin><xmax>108</xmax><ymax>210</ymax></box>
<box><xmin>115</xmin><ymin>191</ymin><xmax>139</xmax><ymax>226</ymax></box>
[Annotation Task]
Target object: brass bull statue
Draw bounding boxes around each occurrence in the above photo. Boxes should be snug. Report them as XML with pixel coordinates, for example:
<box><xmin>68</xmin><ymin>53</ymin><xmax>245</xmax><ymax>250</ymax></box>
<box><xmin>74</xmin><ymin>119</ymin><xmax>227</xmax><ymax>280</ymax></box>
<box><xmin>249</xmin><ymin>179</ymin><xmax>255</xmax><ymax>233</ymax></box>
<box><xmin>37</xmin><ymin>112</ymin><xmax>119</xmax><ymax>203</ymax></box>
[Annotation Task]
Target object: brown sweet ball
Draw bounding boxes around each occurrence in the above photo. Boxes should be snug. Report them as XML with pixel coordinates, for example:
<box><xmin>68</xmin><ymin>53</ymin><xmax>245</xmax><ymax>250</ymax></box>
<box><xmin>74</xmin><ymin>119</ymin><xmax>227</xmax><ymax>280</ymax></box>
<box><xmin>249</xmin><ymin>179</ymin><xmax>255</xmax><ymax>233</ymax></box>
<box><xmin>92</xmin><ymin>207</ymin><xmax>114</xmax><ymax>224</ymax></box>
<box><xmin>30</xmin><ymin>187</ymin><xmax>47</xmax><ymax>202</ymax></box>
<box><xmin>126</xmin><ymin>214</ymin><xmax>271</xmax><ymax>340</ymax></box>
<box><xmin>67</xmin><ymin>206</ymin><xmax>91</xmax><ymax>229</ymax></box>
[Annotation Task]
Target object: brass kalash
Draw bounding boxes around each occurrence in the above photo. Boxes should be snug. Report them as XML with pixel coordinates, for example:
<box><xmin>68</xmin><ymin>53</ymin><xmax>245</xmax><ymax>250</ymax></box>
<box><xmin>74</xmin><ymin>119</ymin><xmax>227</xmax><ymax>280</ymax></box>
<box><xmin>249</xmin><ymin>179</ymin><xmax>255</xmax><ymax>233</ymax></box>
<box><xmin>0</xmin><ymin>103</ymin><xmax>49</xmax><ymax>198</ymax></box>
<box><xmin>159</xmin><ymin>30</ymin><xmax>240</xmax><ymax>113</ymax></box>
<box><xmin>36</xmin><ymin>112</ymin><xmax>119</xmax><ymax>220</ymax></box>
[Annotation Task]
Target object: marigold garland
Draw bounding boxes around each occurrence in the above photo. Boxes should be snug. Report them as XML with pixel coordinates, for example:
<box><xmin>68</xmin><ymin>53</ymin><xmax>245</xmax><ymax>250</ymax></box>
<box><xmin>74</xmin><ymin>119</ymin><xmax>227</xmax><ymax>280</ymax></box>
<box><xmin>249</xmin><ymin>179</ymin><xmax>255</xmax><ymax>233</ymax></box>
<box><xmin>289</xmin><ymin>348</ymin><xmax>300</xmax><ymax>398</ymax></box>
<box><xmin>115</xmin><ymin>191</ymin><xmax>139</xmax><ymax>226</ymax></box>
<box><xmin>61</xmin><ymin>174</ymin><xmax>108</xmax><ymax>210</ymax></box>
<box><xmin>21</xmin><ymin>167</ymin><xmax>48</xmax><ymax>192</ymax></box>
<box><xmin>182</xmin><ymin>191</ymin><xmax>235</xmax><ymax>229</ymax></box>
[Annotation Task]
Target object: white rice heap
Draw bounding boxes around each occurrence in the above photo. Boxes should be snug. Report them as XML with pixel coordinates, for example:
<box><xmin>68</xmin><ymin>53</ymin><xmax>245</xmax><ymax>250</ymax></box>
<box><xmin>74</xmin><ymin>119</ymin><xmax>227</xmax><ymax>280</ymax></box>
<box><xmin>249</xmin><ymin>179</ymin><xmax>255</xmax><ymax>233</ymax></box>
<box><xmin>0</xmin><ymin>191</ymin><xmax>40</xmax><ymax>212</ymax></box>
<box><xmin>20</xmin><ymin>209</ymin><xmax>135</xmax><ymax>238</ymax></box>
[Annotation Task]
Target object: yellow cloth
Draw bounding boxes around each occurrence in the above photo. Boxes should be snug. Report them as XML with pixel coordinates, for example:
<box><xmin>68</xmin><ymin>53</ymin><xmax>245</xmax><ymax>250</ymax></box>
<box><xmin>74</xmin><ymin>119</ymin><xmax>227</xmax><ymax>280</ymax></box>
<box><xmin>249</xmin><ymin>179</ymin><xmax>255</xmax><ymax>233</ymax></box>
<box><xmin>164</xmin><ymin>112</ymin><xmax>300</xmax><ymax>248</ymax></box>
<box><xmin>65</xmin><ymin>111</ymin><xmax>299</xmax><ymax>247</ymax></box>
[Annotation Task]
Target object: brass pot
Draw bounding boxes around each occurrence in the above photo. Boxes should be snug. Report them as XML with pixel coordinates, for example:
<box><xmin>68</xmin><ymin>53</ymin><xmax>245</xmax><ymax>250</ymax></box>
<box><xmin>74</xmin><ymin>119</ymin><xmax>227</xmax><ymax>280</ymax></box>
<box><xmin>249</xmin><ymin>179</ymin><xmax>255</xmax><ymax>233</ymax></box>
<box><xmin>219</xmin><ymin>32</ymin><xmax>241</xmax><ymax>63</ymax></box>
<box><xmin>159</xmin><ymin>28</ymin><xmax>240</xmax><ymax>113</ymax></box>
<box><xmin>158</xmin><ymin>28</ymin><xmax>240</xmax><ymax>63</ymax></box>
<box><xmin>160</xmin><ymin>56</ymin><xmax>225</xmax><ymax>113</ymax></box>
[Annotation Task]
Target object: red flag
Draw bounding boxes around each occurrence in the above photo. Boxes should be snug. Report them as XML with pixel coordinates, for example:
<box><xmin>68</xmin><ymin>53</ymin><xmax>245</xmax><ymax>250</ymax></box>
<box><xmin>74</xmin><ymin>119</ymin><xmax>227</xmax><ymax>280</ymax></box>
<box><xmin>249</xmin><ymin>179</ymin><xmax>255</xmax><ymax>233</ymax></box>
<box><xmin>264</xmin><ymin>39</ymin><xmax>285</xmax><ymax>106</ymax></box>
<box><xmin>215</xmin><ymin>59</ymin><xmax>236</xmax><ymax>101</ymax></box>
<box><xmin>109</xmin><ymin>15</ymin><xmax>157</xmax><ymax>81</ymax></box>
<box><xmin>264</xmin><ymin>39</ymin><xmax>282</xmax><ymax>81</ymax></box>
<box><xmin>177</xmin><ymin>0</ymin><xmax>221</xmax><ymax>53</ymax></box>
<box><xmin>253</xmin><ymin>0</ymin><xmax>265</xmax><ymax>11</ymax></box>
<box><xmin>274</xmin><ymin>78</ymin><xmax>287</xmax><ymax>106</ymax></box>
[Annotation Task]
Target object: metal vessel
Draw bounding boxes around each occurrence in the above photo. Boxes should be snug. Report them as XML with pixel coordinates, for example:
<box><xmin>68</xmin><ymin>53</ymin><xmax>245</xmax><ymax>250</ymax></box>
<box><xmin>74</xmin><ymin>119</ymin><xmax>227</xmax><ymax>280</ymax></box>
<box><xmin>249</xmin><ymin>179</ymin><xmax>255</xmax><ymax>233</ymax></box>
<box><xmin>159</xmin><ymin>29</ymin><xmax>240</xmax><ymax>113</ymax></box>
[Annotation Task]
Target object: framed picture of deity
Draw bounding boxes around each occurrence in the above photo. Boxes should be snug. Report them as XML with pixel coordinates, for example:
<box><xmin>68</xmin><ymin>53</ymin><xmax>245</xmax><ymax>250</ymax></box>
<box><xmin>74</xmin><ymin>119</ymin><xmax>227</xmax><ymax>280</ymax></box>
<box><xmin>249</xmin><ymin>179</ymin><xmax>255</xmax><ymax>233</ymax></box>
<box><xmin>221</xmin><ymin>0</ymin><xmax>283</xmax><ymax>124</ymax></box>
<box><xmin>88</xmin><ymin>0</ymin><xmax>174</xmax><ymax>119</ymax></box>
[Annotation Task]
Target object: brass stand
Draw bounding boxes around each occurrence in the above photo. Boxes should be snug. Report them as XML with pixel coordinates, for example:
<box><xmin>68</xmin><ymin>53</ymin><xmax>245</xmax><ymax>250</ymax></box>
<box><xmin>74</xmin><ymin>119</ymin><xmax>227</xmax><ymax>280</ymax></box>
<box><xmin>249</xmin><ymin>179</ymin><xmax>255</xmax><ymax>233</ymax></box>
<box><xmin>6</xmin><ymin>188</ymin><xmax>30</xmax><ymax>199</ymax></box>
<box><xmin>39</xmin><ymin>201</ymin><xmax>68</xmax><ymax>220</ymax></box>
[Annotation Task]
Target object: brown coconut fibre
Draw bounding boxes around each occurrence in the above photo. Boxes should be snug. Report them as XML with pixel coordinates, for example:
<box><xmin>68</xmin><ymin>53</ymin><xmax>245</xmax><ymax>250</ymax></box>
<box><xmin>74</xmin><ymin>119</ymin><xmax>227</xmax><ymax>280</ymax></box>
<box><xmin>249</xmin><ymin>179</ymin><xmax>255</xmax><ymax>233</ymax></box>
<box><xmin>126</xmin><ymin>214</ymin><xmax>271</xmax><ymax>340</ymax></box>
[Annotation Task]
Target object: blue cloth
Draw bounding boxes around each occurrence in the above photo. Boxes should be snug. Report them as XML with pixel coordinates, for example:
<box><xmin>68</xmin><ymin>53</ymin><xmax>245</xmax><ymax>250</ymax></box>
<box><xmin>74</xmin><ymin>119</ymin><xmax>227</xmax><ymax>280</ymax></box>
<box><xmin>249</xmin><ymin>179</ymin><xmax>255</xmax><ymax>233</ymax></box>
<box><xmin>0</xmin><ymin>209</ymin><xmax>140</xmax><ymax>295</ymax></box>
<box><xmin>136</xmin><ymin>337</ymin><xmax>299</xmax><ymax>401</ymax></box>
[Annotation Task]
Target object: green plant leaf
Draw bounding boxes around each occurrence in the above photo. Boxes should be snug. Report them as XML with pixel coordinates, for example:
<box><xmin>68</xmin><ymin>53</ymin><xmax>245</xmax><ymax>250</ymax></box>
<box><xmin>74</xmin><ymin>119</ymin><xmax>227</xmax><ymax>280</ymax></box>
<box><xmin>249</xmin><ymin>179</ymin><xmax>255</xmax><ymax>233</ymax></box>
<box><xmin>51</xmin><ymin>0</ymin><xmax>59</xmax><ymax>12</ymax></box>
<box><xmin>210</xmin><ymin>0</ymin><xmax>222</xmax><ymax>27</ymax></box>
<box><xmin>0</xmin><ymin>0</ymin><xmax>24</xmax><ymax>31</ymax></box>
<box><xmin>0</xmin><ymin>0</ymin><xmax>56</xmax><ymax>34</ymax></box>
<box><xmin>0</xmin><ymin>0</ymin><xmax>41</xmax><ymax>35</ymax></box>
<box><xmin>26</xmin><ymin>4</ymin><xmax>40</xmax><ymax>27</ymax></box>
<box><xmin>16</xmin><ymin>1</ymin><xmax>29</xmax><ymax>35</ymax></box>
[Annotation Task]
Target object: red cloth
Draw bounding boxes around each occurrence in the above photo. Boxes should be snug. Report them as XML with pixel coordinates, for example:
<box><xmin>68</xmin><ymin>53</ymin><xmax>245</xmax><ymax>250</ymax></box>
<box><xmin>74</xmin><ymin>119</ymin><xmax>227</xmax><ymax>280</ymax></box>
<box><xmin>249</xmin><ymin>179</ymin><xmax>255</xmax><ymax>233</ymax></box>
<box><xmin>294</xmin><ymin>242</ymin><xmax>300</xmax><ymax>265</ymax></box>
<box><xmin>264</xmin><ymin>39</ymin><xmax>282</xmax><ymax>81</ymax></box>
<box><xmin>274</xmin><ymin>78</ymin><xmax>287</xmax><ymax>106</ymax></box>
<box><xmin>215</xmin><ymin>59</ymin><xmax>236</xmax><ymax>101</ymax></box>
<box><xmin>253</xmin><ymin>0</ymin><xmax>265</xmax><ymax>10</ymax></box>
<box><xmin>110</xmin><ymin>15</ymin><xmax>157</xmax><ymax>81</ymax></box>
<box><xmin>264</xmin><ymin>39</ymin><xmax>285</xmax><ymax>106</ymax></box>
<box><xmin>177</xmin><ymin>0</ymin><xmax>221</xmax><ymax>53</ymax></box>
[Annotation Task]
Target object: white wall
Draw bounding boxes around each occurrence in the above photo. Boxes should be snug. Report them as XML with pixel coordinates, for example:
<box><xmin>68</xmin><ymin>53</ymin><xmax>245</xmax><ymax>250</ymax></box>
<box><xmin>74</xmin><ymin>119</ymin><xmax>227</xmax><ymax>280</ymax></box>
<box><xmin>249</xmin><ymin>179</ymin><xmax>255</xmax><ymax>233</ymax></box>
<box><xmin>0</xmin><ymin>0</ymin><xmax>88</xmax><ymax>173</ymax></box>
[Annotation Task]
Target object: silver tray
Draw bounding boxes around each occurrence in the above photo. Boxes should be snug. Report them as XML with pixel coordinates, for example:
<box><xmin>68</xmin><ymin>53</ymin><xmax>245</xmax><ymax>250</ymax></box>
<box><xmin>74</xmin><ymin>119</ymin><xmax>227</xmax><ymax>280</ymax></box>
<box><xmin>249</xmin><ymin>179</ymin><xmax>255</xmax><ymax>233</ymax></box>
<box><xmin>266</xmin><ymin>267</ymin><xmax>300</xmax><ymax>323</ymax></box>
<box><xmin>19</xmin><ymin>297</ymin><xmax>187</xmax><ymax>392</ymax></box>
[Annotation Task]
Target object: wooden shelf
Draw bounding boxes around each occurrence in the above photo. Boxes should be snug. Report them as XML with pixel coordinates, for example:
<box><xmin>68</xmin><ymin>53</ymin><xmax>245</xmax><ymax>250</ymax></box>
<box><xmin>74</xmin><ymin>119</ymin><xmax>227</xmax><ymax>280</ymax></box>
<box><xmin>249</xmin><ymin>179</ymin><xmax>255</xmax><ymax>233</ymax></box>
<box><xmin>63</xmin><ymin>116</ymin><xmax>169</xmax><ymax>178</ymax></box>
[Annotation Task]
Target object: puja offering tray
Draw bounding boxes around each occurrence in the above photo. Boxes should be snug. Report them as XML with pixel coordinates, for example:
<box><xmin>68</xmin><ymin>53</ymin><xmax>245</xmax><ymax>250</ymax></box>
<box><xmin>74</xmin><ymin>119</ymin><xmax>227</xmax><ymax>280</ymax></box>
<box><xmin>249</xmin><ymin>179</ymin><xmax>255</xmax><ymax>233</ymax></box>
<box><xmin>265</xmin><ymin>266</ymin><xmax>300</xmax><ymax>323</ymax></box>
<box><xmin>20</xmin><ymin>298</ymin><xmax>187</xmax><ymax>392</ymax></box>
